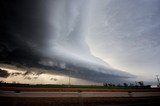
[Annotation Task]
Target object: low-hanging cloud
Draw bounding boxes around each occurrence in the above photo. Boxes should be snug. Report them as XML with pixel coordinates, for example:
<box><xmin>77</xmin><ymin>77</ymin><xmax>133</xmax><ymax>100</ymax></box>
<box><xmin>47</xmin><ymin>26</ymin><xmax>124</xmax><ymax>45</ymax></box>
<box><xmin>0</xmin><ymin>69</ymin><xmax>10</xmax><ymax>78</ymax></box>
<box><xmin>0</xmin><ymin>0</ymin><xmax>135</xmax><ymax>83</ymax></box>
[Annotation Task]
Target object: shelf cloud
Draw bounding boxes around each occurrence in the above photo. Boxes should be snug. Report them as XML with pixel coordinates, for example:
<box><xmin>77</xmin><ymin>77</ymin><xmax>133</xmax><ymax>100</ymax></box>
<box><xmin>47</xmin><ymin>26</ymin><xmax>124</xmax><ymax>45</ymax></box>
<box><xmin>4</xmin><ymin>0</ymin><xmax>159</xmax><ymax>83</ymax></box>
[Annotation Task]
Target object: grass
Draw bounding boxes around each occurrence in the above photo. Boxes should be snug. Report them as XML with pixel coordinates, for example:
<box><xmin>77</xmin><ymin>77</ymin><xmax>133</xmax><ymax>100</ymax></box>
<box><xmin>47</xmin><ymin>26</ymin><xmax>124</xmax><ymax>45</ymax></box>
<box><xmin>0</xmin><ymin>83</ymin><xmax>151</xmax><ymax>89</ymax></box>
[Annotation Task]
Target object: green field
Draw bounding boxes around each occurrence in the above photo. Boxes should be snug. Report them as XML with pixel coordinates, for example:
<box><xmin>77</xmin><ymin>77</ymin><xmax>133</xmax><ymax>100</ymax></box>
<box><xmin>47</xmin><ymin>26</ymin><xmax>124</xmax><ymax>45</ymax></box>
<box><xmin>0</xmin><ymin>83</ymin><xmax>151</xmax><ymax>89</ymax></box>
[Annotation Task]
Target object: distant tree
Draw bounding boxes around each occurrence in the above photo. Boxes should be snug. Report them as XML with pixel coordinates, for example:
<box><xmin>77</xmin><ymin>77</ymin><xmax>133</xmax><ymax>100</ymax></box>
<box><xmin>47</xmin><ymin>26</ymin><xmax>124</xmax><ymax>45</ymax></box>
<box><xmin>103</xmin><ymin>83</ymin><xmax>108</xmax><ymax>87</ymax></box>
<box><xmin>123</xmin><ymin>83</ymin><xmax>128</xmax><ymax>87</ymax></box>
<box><xmin>108</xmin><ymin>83</ymin><xmax>115</xmax><ymax>87</ymax></box>
<box><xmin>103</xmin><ymin>82</ymin><xmax>116</xmax><ymax>87</ymax></box>
<box><xmin>138</xmin><ymin>81</ymin><xmax>144</xmax><ymax>86</ymax></box>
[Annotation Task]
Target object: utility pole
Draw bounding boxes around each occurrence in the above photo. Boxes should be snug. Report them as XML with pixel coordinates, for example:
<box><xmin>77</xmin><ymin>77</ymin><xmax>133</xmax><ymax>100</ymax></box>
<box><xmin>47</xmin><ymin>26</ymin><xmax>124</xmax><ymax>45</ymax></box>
<box><xmin>156</xmin><ymin>75</ymin><xmax>160</xmax><ymax>88</ymax></box>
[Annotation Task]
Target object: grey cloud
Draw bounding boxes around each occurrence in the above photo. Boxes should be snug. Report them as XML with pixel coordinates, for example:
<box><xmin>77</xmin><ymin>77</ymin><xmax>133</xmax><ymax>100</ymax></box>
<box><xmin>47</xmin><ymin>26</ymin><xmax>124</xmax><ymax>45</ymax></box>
<box><xmin>0</xmin><ymin>69</ymin><xmax>10</xmax><ymax>78</ymax></box>
<box><xmin>87</xmin><ymin>0</ymin><xmax>160</xmax><ymax>80</ymax></box>
<box><xmin>0</xmin><ymin>0</ymin><xmax>136</xmax><ymax>83</ymax></box>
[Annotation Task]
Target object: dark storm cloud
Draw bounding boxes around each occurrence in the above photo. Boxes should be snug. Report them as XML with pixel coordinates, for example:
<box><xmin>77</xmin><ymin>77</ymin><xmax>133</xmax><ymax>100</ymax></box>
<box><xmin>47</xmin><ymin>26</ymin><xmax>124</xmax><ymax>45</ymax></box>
<box><xmin>0</xmin><ymin>0</ymin><xmax>134</xmax><ymax>83</ymax></box>
<box><xmin>0</xmin><ymin>0</ymin><xmax>48</xmax><ymax>65</ymax></box>
<box><xmin>0</xmin><ymin>69</ymin><xmax>10</xmax><ymax>78</ymax></box>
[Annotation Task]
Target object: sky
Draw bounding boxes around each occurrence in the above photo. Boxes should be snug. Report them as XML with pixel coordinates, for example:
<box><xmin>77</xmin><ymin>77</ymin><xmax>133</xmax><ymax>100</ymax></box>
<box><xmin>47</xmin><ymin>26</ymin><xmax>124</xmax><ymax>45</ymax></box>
<box><xmin>0</xmin><ymin>0</ymin><xmax>160</xmax><ymax>85</ymax></box>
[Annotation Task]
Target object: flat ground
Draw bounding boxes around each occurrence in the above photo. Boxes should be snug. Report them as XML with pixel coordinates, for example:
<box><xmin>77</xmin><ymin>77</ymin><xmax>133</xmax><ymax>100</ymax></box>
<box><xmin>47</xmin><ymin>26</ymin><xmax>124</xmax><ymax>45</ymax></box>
<box><xmin>1</xmin><ymin>97</ymin><xmax>160</xmax><ymax>106</ymax></box>
<box><xmin>0</xmin><ymin>87</ymin><xmax>160</xmax><ymax>106</ymax></box>
<box><xmin>1</xmin><ymin>91</ymin><xmax>160</xmax><ymax>97</ymax></box>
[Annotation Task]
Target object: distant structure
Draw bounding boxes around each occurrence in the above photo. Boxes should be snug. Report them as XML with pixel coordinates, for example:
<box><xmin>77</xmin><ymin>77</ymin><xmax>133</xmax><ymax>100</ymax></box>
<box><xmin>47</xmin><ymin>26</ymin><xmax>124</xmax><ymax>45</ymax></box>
<box><xmin>156</xmin><ymin>75</ymin><xmax>160</xmax><ymax>88</ymax></box>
